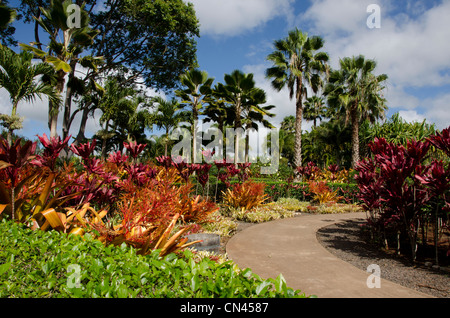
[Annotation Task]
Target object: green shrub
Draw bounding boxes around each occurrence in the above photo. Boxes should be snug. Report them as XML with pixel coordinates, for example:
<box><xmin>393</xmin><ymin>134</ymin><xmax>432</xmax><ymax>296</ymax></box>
<box><xmin>0</xmin><ymin>219</ymin><xmax>311</xmax><ymax>298</ymax></box>
<box><xmin>265</xmin><ymin>181</ymin><xmax>359</xmax><ymax>204</ymax></box>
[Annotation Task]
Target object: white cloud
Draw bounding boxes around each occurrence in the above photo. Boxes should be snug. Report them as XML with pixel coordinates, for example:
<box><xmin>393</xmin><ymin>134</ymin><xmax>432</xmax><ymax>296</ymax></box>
<box><xmin>421</xmin><ymin>93</ymin><xmax>450</xmax><ymax>129</ymax></box>
<box><xmin>189</xmin><ymin>0</ymin><xmax>295</xmax><ymax>37</ymax></box>
<box><xmin>298</xmin><ymin>0</ymin><xmax>450</xmax><ymax>130</ymax></box>
<box><xmin>398</xmin><ymin>110</ymin><xmax>425</xmax><ymax>124</ymax></box>
<box><xmin>301</xmin><ymin>0</ymin><xmax>450</xmax><ymax>87</ymax></box>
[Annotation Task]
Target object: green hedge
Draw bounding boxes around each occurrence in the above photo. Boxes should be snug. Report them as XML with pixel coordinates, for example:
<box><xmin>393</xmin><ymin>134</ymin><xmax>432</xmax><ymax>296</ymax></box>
<box><xmin>263</xmin><ymin>181</ymin><xmax>360</xmax><ymax>204</ymax></box>
<box><xmin>0</xmin><ymin>220</ymin><xmax>311</xmax><ymax>298</ymax></box>
<box><xmin>190</xmin><ymin>178</ymin><xmax>360</xmax><ymax>205</ymax></box>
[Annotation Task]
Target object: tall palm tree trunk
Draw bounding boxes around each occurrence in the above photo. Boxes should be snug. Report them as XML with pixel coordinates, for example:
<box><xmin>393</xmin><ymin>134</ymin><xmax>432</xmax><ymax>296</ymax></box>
<box><xmin>164</xmin><ymin>127</ymin><xmax>169</xmax><ymax>157</ymax></box>
<box><xmin>234</xmin><ymin>97</ymin><xmax>242</xmax><ymax>165</ymax></box>
<box><xmin>245</xmin><ymin>132</ymin><xmax>250</xmax><ymax>163</ymax></box>
<box><xmin>192</xmin><ymin>108</ymin><xmax>198</xmax><ymax>163</ymax></box>
<box><xmin>350</xmin><ymin>104</ymin><xmax>360</xmax><ymax>168</ymax></box>
<box><xmin>294</xmin><ymin>78</ymin><xmax>303</xmax><ymax>171</ymax></box>
<box><xmin>49</xmin><ymin>69</ymin><xmax>66</xmax><ymax>138</ymax></box>
<box><xmin>73</xmin><ymin>106</ymin><xmax>90</xmax><ymax>146</ymax></box>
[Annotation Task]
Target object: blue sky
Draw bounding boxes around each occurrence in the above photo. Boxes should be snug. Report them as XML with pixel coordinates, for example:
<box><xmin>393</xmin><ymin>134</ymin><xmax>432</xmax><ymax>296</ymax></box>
<box><xmin>192</xmin><ymin>0</ymin><xmax>450</xmax><ymax>130</ymax></box>
<box><xmin>1</xmin><ymin>0</ymin><xmax>450</xmax><ymax>142</ymax></box>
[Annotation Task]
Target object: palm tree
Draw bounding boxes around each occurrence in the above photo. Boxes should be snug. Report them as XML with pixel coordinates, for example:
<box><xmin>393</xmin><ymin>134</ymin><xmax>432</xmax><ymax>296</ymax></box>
<box><xmin>0</xmin><ymin>2</ymin><xmax>15</xmax><ymax>30</ymax></box>
<box><xmin>266</xmin><ymin>28</ymin><xmax>329</xmax><ymax>171</ymax></box>
<box><xmin>152</xmin><ymin>96</ymin><xmax>189</xmax><ymax>157</ymax></box>
<box><xmin>20</xmin><ymin>0</ymin><xmax>100</xmax><ymax>139</ymax></box>
<box><xmin>176</xmin><ymin>69</ymin><xmax>214</xmax><ymax>163</ymax></box>
<box><xmin>202</xmin><ymin>93</ymin><xmax>231</xmax><ymax>160</ymax></box>
<box><xmin>0</xmin><ymin>45</ymin><xmax>60</xmax><ymax>145</ymax></box>
<box><xmin>216</xmin><ymin>70</ymin><xmax>265</xmax><ymax>164</ymax></box>
<box><xmin>237</xmin><ymin>88</ymin><xmax>275</xmax><ymax>162</ymax></box>
<box><xmin>278</xmin><ymin>116</ymin><xmax>296</xmax><ymax>163</ymax></box>
<box><xmin>324</xmin><ymin>55</ymin><xmax>388</xmax><ymax>168</ymax></box>
<box><xmin>303</xmin><ymin>96</ymin><xmax>327</xmax><ymax>129</ymax></box>
<box><xmin>111</xmin><ymin>95</ymin><xmax>152</xmax><ymax>152</ymax></box>
<box><xmin>97</xmin><ymin>77</ymin><xmax>136</xmax><ymax>159</ymax></box>
<box><xmin>71</xmin><ymin>77</ymin><xmax>105</xmax><ymax>147</ymax></box>
<box><xmin>316</xmin><ymin>119</ymin><xmax>352</xmax><ymax>168</ymax></box>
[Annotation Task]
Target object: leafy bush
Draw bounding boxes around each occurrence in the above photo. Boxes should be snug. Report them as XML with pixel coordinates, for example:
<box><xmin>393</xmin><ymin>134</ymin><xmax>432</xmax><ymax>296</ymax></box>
<box><xmin>308</xmin><ymin>180</ymin><xmax>342</xmax><ymax>204</ymax></box>
<box><xmin>222</xmin><ymin>181</ymin><xmax>268</xmax><ymax>212</ymax></box>
<box><xmin>0</xmin><ymin>219</ymin><xmax>311</xmax><ymax>298</ymax></box>
<box><xmin>265</xmin><ymin>181</ymin><xmax>359</xmax><ymax>204</ymax></box>
<box><xmin>295</xmin><ymin>161</ymin><xmax>353</xmax><ymax>184</ymax></box>
<box><xmin>355</xmin><ymin>129</ymin><xmax>450</xmax><ymax>262</ymax></box>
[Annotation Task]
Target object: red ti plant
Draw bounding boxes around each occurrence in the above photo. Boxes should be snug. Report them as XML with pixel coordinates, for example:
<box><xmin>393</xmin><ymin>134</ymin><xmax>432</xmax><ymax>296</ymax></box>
<box><xmin>172</xmin><ymin>157</ymin><xmax>192</xmax><ymax>182</ymax></box>
<box><xmin>69</xmin><ymin>140</ymin><xmax>120</xmax><ymax>209</ymax></box>
<box><xmin>328</xmin><ymin>164</ymin><xmax>340</xmax><ymax>174</ymax></box>
<box><xmin>415</xmin><ymin>159</ymin><xmax>450</xmax><ymax>265</ymax></box>
<box><xmin>356</xmin><ymin>137</ymin><xmax>431</xmax><ymax>261</ymax></box>
<box><xmin>296</xmin><ymin>161</ymin><xmax>320</xmax><ymax>181</ymax></box>
<box><xmin>428</xmin><ymin>126</ymin><xmax>450</xmax><ymax>157</ymax></box>
<box><xmin>192</xmin><ymin>163</ymin><xmax>212</xmax><ymax>190</ymax></box>
<box><xmin>156</xmin><ymin>155</ymin><xmax>173</xmax><ymax>169</ymax></box>
<box><xmin>32</xmin><ymin>134</ymin><xmax>70</xmax><ymax>171</ymax></box>
<box><xmin>124</xmin><ymin>141</ymin><xmax>146</xmax><ymax>162</ymax></box>
<box><xmin>108</xmin><ymin>151</ymin><xmax>129</xmax><ymax>167</ymax></box>
<box><xmin>0</xmin><ymin>137</ymin><xmax>36</xmax><ymax>220</ymax></box>
<box><xmin>237</xmin><ymin>163</ymin><xmax>251</xmax><ymax>182</ymax></box>
<box><xmin>70</xmin><ymin>139</ymin><xmax>96</xmax><ymax>162</ymax></box>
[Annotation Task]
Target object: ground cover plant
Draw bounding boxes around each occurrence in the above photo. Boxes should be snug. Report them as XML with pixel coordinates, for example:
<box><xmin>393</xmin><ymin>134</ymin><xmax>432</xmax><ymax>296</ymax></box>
<box><xmin>0</xmin><ymin>219</ymin><xmax>310</xmax><ymax>298</ymax></box>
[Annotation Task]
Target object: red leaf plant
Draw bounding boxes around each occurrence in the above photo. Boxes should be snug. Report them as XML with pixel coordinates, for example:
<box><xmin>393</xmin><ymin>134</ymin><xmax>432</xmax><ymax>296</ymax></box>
<box><xmin>32</xmin><ymin>134</ymin><xmax>70</xmax><ymax>171</ymax></box>
<box><xmin>124</xmin><ymin>141</ymin><xmax>146</xmax><ymax>160</ymax></box>
<box><xmin>355</xmin><ymin>137</ymin><xmax>440</xmax><ymax>261</ymax></box>
<box><xmin>0</xmin><ymin>137</ymin><xmax>37</xmax><ymax>220</ymax></box>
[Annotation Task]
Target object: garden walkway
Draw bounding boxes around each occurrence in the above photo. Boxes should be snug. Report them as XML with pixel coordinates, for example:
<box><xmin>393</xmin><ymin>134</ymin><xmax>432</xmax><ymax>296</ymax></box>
<box><xmin>226</xmin><ymin>212</ymin><xmax>433</xmax><ymax>298</ymax></box>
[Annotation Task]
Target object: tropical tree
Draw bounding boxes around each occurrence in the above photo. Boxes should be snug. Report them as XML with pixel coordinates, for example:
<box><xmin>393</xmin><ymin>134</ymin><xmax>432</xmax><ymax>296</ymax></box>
<box><xmin>216</xmin><ymin>70</ymin><xmax>268</xmax><ymax>164</ymax></box>
<box><xmin>313</xmin><ymin>119</ymin><xmax>352</xmax><ymax>168</ymax></box>
<box><xmin>279</xmin><ymin>115</ymin><xmax>296</xmax><ymax>163</ymax></box>
<box><xmin>0</xmin><ymin>45</ymin><xmax>60</xmax><ymax>145</ymax></box>
<box><xmin>108</xmin><ymin>95</ymin><xmax>152</xmax><ymax>153</ymax></box>
<box><xmin>303</xmin><ymin>96</ymin><xmax>327</xmax><ymax>129</ymax></box>
<box><xmin>266</xmin><ymin>28</ymin><xmax>329</xmax><ymax>171</ymax></box>
<box><xmin>20</xmin><ymin>0</ymin><xmax>100</xmax><ymax>139</ymax></box>
<box><xmin>324</xmin><ymin>55</ymin><xmax>388</xmax><ymax>168</ymax></box>
<box><xmin>96</xmin><ymin>77</ymin><xmax>136</xmax><ymax>159</ymax></box>
<box><xmin>176</xmin><ymin>69</ymin><xmax>214</xmax><ymax>163</ymax></box>
<box><xmin>202</xmin><ymin>92</ymin><xmax>232</xmax><ymax>160</ymax></box>
<box><xmin>236</xmin><ymin>89</ymin><xmax>275</xmax><ymax>162</ymax></box>
<box><xmin>152</xmin><ymin>96</ymin><xmax>189</xmax><ymax>157</ymax></box>
<box><xmin>90</xmin><ymin>0</ymin><xmax>199</xmax><ymax>91</ymax></box>
<box><xmin>70</xmin><ymin>75</ymin><xmax>105</xmax><ymax>147</ymax></box>
<box><xmin>0</xmin><ymin>1</ymin><xmax>16</xmax><ymax>46</ymax></box>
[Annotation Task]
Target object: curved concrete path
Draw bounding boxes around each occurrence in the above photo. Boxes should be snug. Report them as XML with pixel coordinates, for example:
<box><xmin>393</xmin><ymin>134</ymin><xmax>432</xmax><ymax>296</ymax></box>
<box><xmin>226</xmin><ymin>212</ymin><xmax>433</xmax><ymax>298</ymax></box>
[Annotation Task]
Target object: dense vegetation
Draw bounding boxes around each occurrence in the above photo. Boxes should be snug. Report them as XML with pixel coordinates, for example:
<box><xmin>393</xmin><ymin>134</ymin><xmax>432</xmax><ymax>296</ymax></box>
<box><xmin>0</xmin><ymin>219</ymin><xmax>307</xmax><ymax>298</ymax></box>
<box><xmin>0</xmin><ymin>0</ymin><xmax>448</xmax><ymax>299</ymax></box>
